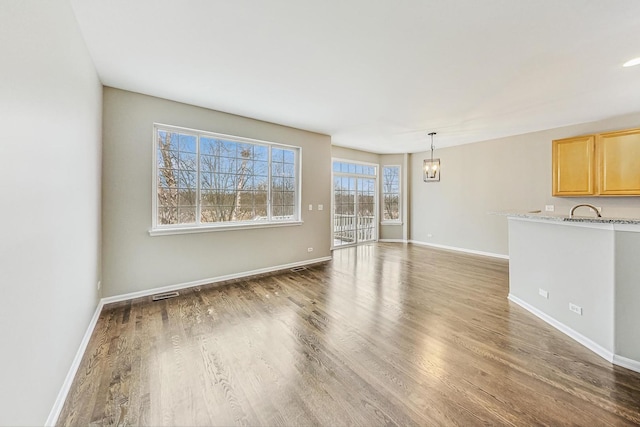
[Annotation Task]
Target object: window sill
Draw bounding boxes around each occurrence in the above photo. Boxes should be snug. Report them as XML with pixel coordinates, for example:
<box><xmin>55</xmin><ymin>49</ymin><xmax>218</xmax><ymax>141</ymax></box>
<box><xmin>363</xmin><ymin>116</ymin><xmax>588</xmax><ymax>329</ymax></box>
<box><xmin>381</xmin><ymin>221</ymin><xmax>403</xmax><ymax>225</ymax></box>
<box><xmin>149</xmin><ymin>220</ymin><xmax>303</xmax><ymax>236</ymax></box>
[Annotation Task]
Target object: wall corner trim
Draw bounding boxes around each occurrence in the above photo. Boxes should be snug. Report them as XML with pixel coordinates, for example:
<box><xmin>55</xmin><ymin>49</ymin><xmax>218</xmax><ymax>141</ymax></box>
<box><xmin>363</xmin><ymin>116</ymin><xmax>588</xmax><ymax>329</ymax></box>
<box><xmin>507</xmin><ymin>293</ymin><xmax>640</xmax><ymax>373</ymax></box>
<box><xmin>409</xmin><ymin>240</ymin><xmax>509</xmax><ymax>260</ymax></box>
<box><xmin>613</xmin><ymin>354</ymin><xmax>640</xmax><ymax>374</ymax></box>
<box><xmin>45</xmin><ymin>299</ymin><xmax>105</xmax><ymax>426</ymax></box>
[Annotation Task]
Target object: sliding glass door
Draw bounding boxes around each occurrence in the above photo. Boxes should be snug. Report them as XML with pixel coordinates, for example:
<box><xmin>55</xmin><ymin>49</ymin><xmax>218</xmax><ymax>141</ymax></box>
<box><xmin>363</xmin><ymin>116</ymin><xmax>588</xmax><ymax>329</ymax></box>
<box><xmin>332</xmin><ymin>161</ymin><xmax>377</xmax><ymax>247</ymax></box>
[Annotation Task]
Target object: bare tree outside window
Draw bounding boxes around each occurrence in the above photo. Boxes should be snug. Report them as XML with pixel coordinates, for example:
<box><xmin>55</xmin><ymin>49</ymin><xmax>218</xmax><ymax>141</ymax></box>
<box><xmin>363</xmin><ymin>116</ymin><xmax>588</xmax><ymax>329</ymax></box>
<box><xmin>382</xmin><ymin>166</ymin><xmax>400</xmax><ymax>221</ymax></box>
<box><xmin>155</xmin><ymin>127</ymin><xmax>299</xmax><ymax>228</ymax></box>
<box><xmin>157</xmin><ymin>131</ymin><xmax>197</xmax><ymax>225</ymax></box>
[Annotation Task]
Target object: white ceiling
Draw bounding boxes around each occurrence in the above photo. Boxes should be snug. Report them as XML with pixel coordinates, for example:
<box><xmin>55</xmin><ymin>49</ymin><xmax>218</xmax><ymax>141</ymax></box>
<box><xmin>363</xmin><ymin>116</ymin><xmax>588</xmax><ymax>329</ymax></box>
<box><xmin>70</xmin><ymin>0</ymin><xmax>640</xmax><ymax>153</ymax></box>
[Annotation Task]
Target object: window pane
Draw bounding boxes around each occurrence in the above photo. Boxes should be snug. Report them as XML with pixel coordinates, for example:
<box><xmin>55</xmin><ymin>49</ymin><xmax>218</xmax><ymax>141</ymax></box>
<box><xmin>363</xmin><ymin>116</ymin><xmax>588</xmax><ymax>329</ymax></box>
<box><xmin>158</xmin><ymin>188</ymin><xmax>177</xmax><ymax>208</ymax></box>
<box><xmin>283</xmin><ymin>163</ymin><xmax>295</xmax><ymax>177</ymax></box>
<box><xmin>283</xmin><ymin>150</ymin><xmax>294</xmax><ymax>164</ymax></box>
<box><xmin>254</xmin><ymin>174</ymin><xmax>268</xmax><ymax>190</ymax></box>
<box><xmin>179</xmin><ymin>134</ymin><xmax>197</xmax><ymax>153</ymax></box>
<box><xmin>179</xmin><ymin>170</ymin><xmax>196</xmax><ymax>188</ymax></box>
<box><xmin>158</xmin><ymin>130</ymin><xmax>179</xmax><ymax>151</ymax></box>
<box><xmin>272</xmin><ymin>148</ymin><xmax>285</xmax><ymax>163</ymax></box>
<box><xmin>178</xmin><ymin>208</ymin><xmax>196</xmax><ymax>223</ymax></box>
<box><xmin>222</xmin><ymin>140</ymin><xmax>236</xmax><ymax>156</ymax></box>
<box><xmin>254</xmin><ymin>145</ymin><xmax>268</xmax><ymax>161</ymax></box>
<box><xmin>271</xmin><ymin>147</ymin><xmax>295</xmax><ymax>200</ymax></box>
<box><xmin>157</xmin><ymin>130</ymin><xmax>197</xmax><ymax>225</ymax></box>
<box><xmin>382</xmin><ymin>166</ymin><xmax>400</xmax><ymax>221</ymax></box>
<box><xmin>178</xmin><ymin>190</ymin><xmax>196</xmax><ymax>207</ymax></box>
<box><xmin>158</xmin><ymin>207</ymin><xmax>178</xmax><ymax>225</ymax></box>
<box><xmin>179</xmin><ymin>152</ymin><xmax>197</xmax><ymax>171</ymax></box>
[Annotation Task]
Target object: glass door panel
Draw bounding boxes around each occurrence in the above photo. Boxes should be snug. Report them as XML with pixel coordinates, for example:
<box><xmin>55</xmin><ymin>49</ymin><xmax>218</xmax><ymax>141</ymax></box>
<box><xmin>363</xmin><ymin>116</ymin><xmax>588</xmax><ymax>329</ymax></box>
<box><xmin>357</xmin><ymin>178</ymin><xmax>376</xmax><ymax>242</ymax></box>
<box><xmin>334</xmin><ymin>176</ymin><xmax>355</xmax><ymax>247</ymax></box>
<box><xmin>332</xmin><ymin>168</ymin><xmax>377</xmax><ymax>247</ymax></box>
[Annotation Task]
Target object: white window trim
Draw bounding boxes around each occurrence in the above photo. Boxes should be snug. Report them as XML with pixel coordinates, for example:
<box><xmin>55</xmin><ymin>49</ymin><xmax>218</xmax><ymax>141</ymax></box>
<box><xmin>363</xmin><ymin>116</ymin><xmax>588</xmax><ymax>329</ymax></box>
<box><xmin>381</xmin><ymin>164</ymin><xmax>402</xmax><ymax>225</ymax></box>
<box><xmin>150</xmin><ymin>123</ymin><xmax>302</xmax><ymax>235</ymax></box>
<box><xmin>149</xmin><ymin>220</ymin><xmax>303</xmax><ymax>236</ymax></box>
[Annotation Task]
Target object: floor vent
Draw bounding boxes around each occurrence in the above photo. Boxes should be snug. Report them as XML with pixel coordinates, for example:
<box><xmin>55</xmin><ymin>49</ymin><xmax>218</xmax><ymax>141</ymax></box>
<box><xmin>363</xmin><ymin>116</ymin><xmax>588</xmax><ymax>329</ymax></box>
<box><xmin>152</xmin><ymin>291</ymin><xmax>179</xmax><ymax>301</ymax></box>
<box><xmin>290</xmin><ymin>266</ymin><xmax>307</xmax><ymax>272</ymax></box>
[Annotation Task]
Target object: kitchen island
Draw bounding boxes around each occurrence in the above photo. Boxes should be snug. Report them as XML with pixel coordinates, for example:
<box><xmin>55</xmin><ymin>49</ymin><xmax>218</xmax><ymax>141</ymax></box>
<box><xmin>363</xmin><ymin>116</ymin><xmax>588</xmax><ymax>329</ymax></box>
<box><xmin>506</xmin><ymin>213</ymin><xmax>640</xmax><ymax>373</ymax></box>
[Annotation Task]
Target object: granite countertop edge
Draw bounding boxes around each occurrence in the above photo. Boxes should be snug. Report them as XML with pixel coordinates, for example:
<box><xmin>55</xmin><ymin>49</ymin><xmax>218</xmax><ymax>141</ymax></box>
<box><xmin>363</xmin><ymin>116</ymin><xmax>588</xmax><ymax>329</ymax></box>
<box><xmin>488</xmin><ymin>211</ymin><xmax>640</xmax><ymax>225</ymax></box>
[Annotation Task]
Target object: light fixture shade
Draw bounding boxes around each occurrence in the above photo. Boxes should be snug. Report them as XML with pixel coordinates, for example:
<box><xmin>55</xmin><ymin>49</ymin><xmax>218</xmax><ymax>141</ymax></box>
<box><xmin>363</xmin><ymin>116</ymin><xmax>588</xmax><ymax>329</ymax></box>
<box><xmin>423</xmin><ymin>159</ymin><xmax>440</xmax><ymax>182</ymax></box>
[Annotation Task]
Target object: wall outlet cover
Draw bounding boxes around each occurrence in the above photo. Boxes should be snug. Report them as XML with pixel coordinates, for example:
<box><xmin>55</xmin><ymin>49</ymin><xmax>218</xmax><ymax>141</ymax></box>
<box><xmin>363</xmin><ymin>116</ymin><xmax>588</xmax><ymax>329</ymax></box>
<box><xmin>569</xmin><ymin>303</ymin><xmax>583</xmax><ymax>315</ymax></box>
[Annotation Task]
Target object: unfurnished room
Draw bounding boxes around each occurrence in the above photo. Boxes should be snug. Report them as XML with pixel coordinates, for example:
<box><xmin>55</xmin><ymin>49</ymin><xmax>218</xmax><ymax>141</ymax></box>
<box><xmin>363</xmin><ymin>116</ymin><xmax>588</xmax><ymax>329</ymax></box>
<box><xmin>2</xmin><ymin>1</ymin><xmax>640</xmax><ymax>426</ymax></box>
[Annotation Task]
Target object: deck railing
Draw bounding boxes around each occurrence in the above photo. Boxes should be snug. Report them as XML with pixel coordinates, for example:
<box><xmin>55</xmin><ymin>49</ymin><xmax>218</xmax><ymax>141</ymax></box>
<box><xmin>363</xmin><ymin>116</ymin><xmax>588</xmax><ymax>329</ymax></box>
<box><xmin>334</xmin><ymin>214</ymin><xmax>375</xmax><ymax>244</ymax></box>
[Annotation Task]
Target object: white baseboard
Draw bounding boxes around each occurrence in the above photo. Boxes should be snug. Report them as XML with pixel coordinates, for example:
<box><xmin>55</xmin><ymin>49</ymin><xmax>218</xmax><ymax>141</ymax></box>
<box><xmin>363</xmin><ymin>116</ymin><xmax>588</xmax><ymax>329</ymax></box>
<box><xmin>613</xmin><ymin>354</ymin><xmax>640</xmax><ymax>374</ymax></box>
<box><xmin>378</xmin><ymin>239</ymin><xmax>407</xmax><ymax>243</ymax></box>
<box><xmin>47</xmin><ymin>255</ymin><xmax>332</xmax><ymax>425</ymax></box>
<box><xmin>46</xmin><ymin>298</ymin><xmax>105</xmax><ymax>426</ymax></box>
<box><xmin>409</xmin><ymin>239</ymin><xmax>509</xmax><ymax>260</ymax></box>
<box><xmin>102</xmin><ymin>255</ymin><xmax>332</xmax><ymax>305</ymax></box>
<box><xmin>508</xmin><ymin>294</ymin><xmax>615</xmax><ymax>363</ymax></box>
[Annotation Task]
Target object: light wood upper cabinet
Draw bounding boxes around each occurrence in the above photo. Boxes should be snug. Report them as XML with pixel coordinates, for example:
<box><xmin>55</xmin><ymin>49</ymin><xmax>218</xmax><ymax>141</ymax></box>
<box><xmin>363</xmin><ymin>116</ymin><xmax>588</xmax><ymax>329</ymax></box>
<box><xmin>597</xmin><ymin>128</ymin><xmax>640</xmax><ymax>195</ymax></box>
<box><xmin>552</xmin><ymin>135</ymin><xmax>596</xmax><ymax>196</ymax></box>
<box><xmin>552</xmin><ymin>128</ymin><xmax>640</xmax><ymax>197</ymax></box>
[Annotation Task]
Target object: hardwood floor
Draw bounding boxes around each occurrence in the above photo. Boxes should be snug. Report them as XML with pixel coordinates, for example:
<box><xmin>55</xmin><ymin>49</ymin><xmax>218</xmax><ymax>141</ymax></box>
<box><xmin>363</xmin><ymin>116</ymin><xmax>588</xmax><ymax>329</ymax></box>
<box><xmin>58</xmin><ymin>243</ymin><xmax>640</xmax><ymax>426</ymax></box>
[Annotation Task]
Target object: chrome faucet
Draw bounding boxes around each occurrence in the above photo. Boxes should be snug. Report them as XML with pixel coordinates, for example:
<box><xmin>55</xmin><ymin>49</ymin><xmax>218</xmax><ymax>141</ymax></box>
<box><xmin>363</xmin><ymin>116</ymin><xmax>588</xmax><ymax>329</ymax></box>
<box><xmin>569</xmin><ymin>204</ymin><xmax>602</xmax><ymax>218</ymax></box>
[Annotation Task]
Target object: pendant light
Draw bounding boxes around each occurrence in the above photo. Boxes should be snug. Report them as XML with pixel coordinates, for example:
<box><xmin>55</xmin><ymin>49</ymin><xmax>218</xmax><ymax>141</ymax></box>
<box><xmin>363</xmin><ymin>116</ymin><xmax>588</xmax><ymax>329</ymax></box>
<box><xmin>423</xmin><ymin>132</ymin><xmax>440</xmax><ymax>182</ymax></box>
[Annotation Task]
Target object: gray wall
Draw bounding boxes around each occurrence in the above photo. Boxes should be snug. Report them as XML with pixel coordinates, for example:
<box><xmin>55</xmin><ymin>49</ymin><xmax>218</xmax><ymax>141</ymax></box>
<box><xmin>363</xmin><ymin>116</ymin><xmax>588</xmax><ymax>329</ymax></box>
<box><xmin>410</xmin><ymin>112</ymin><xmax>640</xmax><ymax>256</ymax></box>
<box><xmin>102</xmin><ymin>88</ymin><xmax>332</xmax><ymax>297</ymax></box>
<box><xmin>0</xmin><ymin>1</ymin><xmax>103</xmax><ymax>424</ymax></box>
<box><xmin>508</xmin><ymin>219</ymin><xmax>615</xmax><ymax>353</ymax></box>
<box><xmin>615</xmin><ymin>231</ymin><xmax>640</xmax><ymax>361</ymax></box>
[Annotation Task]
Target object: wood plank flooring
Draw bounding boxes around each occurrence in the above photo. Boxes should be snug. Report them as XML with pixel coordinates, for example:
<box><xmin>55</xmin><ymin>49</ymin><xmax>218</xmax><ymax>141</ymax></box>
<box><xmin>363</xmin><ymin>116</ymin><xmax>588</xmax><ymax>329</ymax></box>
<box><xmin>57</xmin><ymin>243</ymin><xmax>640</xmax><ymax>426</ymax></box>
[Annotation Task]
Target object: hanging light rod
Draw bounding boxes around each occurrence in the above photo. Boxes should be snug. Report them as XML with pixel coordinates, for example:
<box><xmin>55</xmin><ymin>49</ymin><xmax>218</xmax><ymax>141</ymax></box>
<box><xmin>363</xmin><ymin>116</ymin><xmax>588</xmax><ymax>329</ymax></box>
<box><xmin>428</xmin><ymin>132</ymin><xmax>436</xmax><ymax>150</ymax></box>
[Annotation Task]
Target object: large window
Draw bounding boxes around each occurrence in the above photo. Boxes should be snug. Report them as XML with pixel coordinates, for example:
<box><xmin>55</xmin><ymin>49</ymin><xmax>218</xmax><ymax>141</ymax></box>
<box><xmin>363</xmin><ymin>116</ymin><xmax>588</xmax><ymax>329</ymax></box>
<box><xmin>382</xmin><ymin>165</ymin><xmax>401</xmax><ymax>222</ymax></box>
<box><xmin>152</xmin><ymin>124</ymin><xmax>300</xmax><ymax>233</ymax></box>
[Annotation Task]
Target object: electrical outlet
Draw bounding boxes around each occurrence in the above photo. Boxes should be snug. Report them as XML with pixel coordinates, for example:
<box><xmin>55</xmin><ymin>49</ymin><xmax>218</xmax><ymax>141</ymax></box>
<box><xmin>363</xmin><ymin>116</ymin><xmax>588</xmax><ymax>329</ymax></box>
<box><xmin>307</xmin><ymin>247</ymin><xmax>313</xmax><ymax>252</ymax></box>
<box><xmin>569</xmin><ymin>303</ymin><xmax>583</xmax><ymax>315</ymax></box>
<box><xmin>538</xmin><ymin>288</ymin><xmax>549</xmax><ymax>299</ymax></box>
<box><xmin>545</xmin><ymin>205</ymin><xmax>554</xmax><ymax>212</ymax></box>
<box><xmin>308</xmin><ymin>204</ymin><xmax>313</xmax><ymax>211</ymax></box>
<box><xmin>318</xmin><ymin>204</ymin><xmax>323</xmax><ymax>211</ymax></box>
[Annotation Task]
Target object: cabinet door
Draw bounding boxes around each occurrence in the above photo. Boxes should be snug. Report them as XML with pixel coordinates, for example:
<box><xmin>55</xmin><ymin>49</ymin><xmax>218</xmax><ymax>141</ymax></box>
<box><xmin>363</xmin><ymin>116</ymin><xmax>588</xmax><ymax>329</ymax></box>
<box><xmin>598</xmin><ymin>128</ymin><xmax>640</xmax><ymax>195</ymax></box>
<box><xmin>552</xmin><ymin>135</ymin><xmax>596</xmax><ymax>196</ymax></box>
